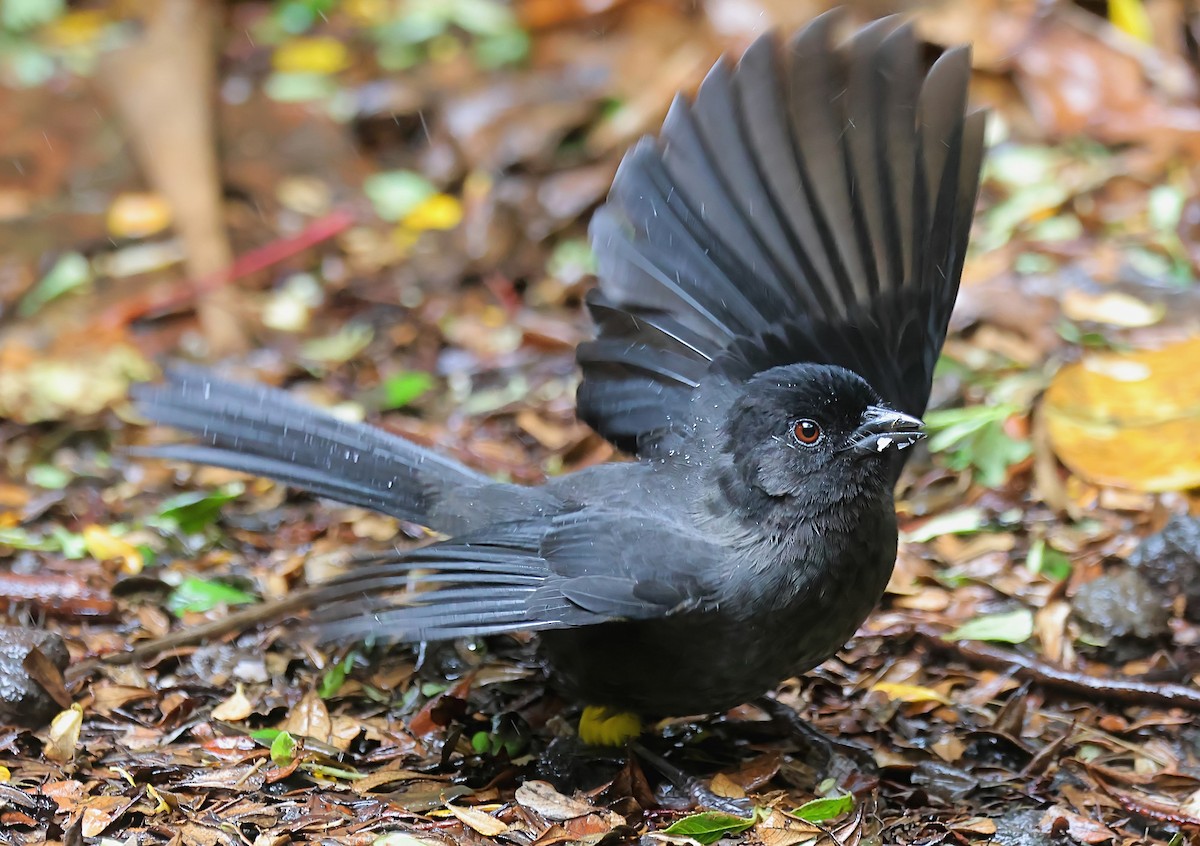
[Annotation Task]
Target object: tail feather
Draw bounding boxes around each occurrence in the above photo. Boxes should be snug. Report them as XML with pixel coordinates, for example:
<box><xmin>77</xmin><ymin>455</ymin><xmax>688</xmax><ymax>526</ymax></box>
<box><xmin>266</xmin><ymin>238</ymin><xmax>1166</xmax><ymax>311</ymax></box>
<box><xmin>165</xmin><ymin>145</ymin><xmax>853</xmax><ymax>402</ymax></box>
<box><xmin>132</xmin><ymin>367</ymin><xmax>490</xmax><ymax>529</ymax></box>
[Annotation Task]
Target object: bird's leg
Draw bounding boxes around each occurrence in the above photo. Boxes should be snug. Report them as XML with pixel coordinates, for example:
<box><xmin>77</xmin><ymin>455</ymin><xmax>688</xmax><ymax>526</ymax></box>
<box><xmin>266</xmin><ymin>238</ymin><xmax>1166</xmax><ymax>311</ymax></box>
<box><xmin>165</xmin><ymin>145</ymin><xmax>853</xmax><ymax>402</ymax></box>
<box><xmin>754</xmin><ymin>696</ymin><xmax>876</xmax><ymax>784</ymax></box>
<box><xmin>630</xmin><ymin>741</ymin><xmax>754</xmax><ymax>817</ymax></box>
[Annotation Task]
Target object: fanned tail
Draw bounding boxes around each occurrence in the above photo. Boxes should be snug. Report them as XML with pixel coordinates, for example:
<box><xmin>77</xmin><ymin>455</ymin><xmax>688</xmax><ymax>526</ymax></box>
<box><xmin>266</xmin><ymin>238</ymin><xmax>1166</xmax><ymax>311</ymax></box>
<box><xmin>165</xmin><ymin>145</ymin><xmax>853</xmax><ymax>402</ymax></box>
<box><xmin>131</xmin><ymin>367</ymin><xmax>490</xmax><ymax>530</ymax></box>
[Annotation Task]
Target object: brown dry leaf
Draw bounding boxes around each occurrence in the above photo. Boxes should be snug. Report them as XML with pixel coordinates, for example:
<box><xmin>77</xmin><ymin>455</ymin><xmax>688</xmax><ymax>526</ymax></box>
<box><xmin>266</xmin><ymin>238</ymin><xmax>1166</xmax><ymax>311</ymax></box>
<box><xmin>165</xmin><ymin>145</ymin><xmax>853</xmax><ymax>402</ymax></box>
<box><xmin>516</xmin><ymin>410</ymin><xmax>579</xmax><ymax>450</ymax></box>
<box><xmin>951</xmin><ymin>817</ymin><xmax>998</xmax><ymax>836</ymax></box>
<box><xmin>1012</xmin><ymin>14</ymin><xmax>1200</xmax><ymax>156</ymax></box>
<box><xmin>1035</xmin><ymin>600</ymin><xmax>1072</xmax><ymax>664</ymax></box>
<box><xmin>282</xmin><ymin>690</ymin><xmax>333</xmax><ymax>743</ymax></box>
<box><xmin>446</xmin><ymin>802</ymin><xmax>509</xmax><ymax>837</ymax></box>
<box><xmin>1038</xmin><ymin>806</ymin><xmax>1115</xmax><ymax>843</ymax></box>
<box><xmin>79</xmin><ymin>794</ymin><xmax>136</xmax><ymax>838</ymax></box>
<box><xmin>515</xmin><ymin>780</ymin><xmax>600</xmax><ymax>821</ymax></box>
<box><xmin>1061</xmin><ymin>289</ymin><xmax>1164</xmax><ymax>328</ymax></box>
<box><xmin>89</xmin><ymin>684</ymin><xmax>156</xmax><ymax>717</ymax></box>
<box><xmin>708</xmin><ymin>772</ymin><xmax>746</xmax><ymax>799</ymax></box>
<box><xmin>725</xmin><ymin>752</ymin><xmax>784</xmax><ymax>792</ymax></box>
<box><xmin>931</xmin><ymin>734</ymin><xmax>967</xmax><ymax>763</ymax></box>
<box><xmin>755</xmin><ymin>808</ymin><xmax>825</xmax><ymax>846</ymax></box>
<box><xmin>210</xmin><ymin>683</ymin><xmax>254</xmax><ymax>722</ymax></box>
<box><xmin>1043</xmin><ymin>335</ymin><xmax>1200</xmax><ymax>490</ymax></box>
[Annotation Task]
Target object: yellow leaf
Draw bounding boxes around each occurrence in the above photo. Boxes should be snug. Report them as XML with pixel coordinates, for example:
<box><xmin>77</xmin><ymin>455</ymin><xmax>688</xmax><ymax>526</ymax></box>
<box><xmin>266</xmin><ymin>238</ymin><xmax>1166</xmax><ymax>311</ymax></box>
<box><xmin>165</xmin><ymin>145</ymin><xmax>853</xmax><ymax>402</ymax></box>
<box><xmin>82</xmin><ymin>525</ymin><xmax>144</xmax><ymax>575</ymax></box>
<box><xmin>272</xmin><ymin>37</ymin><xmax>350</xmax><ymax>75</ymax></box>
<box><xmin>0</xmin><ymin>765</ymin><xmax>9</xmax><ymax>781</ymax></box>
<box><xmin>402</xmin><ymin>194</ymin><xmax>463</xmax><ymax>232</ymax></box>
<box><xmin>344</xmin><ymin>0</ymin><xmax>391</xmax><ymax>24</ymax></box>
<box><xmin>1044</xmin><ymin>336</ymin><xmax>1200</xmax><ymax>491</ymax></box>
<box><xmin>211</xmin><ymin>683</ymin><xmax>253</xmax><ymax>722</ymax></box>
<box><xmin>45</xmin><ymin>704</ymin><xmax>84</xmax><ymax>763</ymax></box>
<box><xmin>870</xmin><ymin>682</ymin><xmax>951</xmax><ymax>705</ymax></box>
<box><xmin>46</xmin><ymin>10</ymin><xmax>109</xmax><ymax>48</ymax></box>
<box><xmin>1110</xmin><ymin>0</ymin><xmax>1153</xmax><ymax>43</ymax></box>
<box><xmin>446</xmin><ymin>803</ymin><xmax>509</xmax><ymax>837</ymax></box>
<box><xmin>106</xmin><ymin>193</ymin><xmax>172</xmax><ymax>240</ymax></box>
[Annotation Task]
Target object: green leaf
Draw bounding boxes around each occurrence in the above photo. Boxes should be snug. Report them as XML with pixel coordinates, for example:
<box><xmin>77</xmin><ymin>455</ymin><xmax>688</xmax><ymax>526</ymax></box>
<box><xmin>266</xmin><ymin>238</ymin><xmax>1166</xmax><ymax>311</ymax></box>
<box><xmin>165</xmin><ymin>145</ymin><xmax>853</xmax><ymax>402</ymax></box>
<box><xmin>790</xmin><ymin>793</ymin><xmax>854</xmax><ymax>823</ymax></box>
<box><xmin>269</xmin><ymin>730</ymin><xmax>297</xmax><ymax>766</ymax></box>
<box><xmin>547</xmin><ymin>238</ymin><xmax>596</xmax><ymax>285</ymax></box>
<box><xmin>19</xmin><ymin>252</ymin><xmax>92</xmax><ymax>317</ymax></box>
<box><xmin>250</xmin><ymin>728</ymin><xmax>282</xmax><ymax>745</ymax></box>
<box><xmin>470</xmin><ymin>731</ymin><xmax>490</xmax><ymax>754</ymax></box>
<box><xmin>924</xmin><ymin>405</ymin><xmax>1031</xmax><ymax>489</ymax></box>
<box><xmin>662</xmin><ymin>811</ymin><xmax>757</xmax><ymax>845</ymax></box>
<box><xmin>1026</xmin><ymin>538</ymin><xmax>1072</xmax><ymax>582</ymax></box>
<box><xmin>152</xmin><ymin>484</ymin><xmax>243</xmax><ymax>534</ymax></box>
<box><xmin>264</xmin><ymin>71</ymin><xmax>337</xmax><ymax>103</ymax></box>
<box><xmin>1149</xmin><ymin>185</ymin><xmax>1185</xmax><ymax>233</ymax></box>
<box><xmin>27</xmin><ymin>464</ymin><xmax>71</xmax><ymax>489</ymax></box>
<box><xmin>167</xmin><ymin>578</ymin><xmax>258</xmax><ymax>616</ymax></box>
<box><xmin>2</xmin><ymin>0</ymin><xmax>65</xmax><ymax>31</ymax></box>
<box><xmin>473</xmin><ymin>29</ymin><xmax>529</xmax><ymax>68</ymax></box>
<box><xmin>382</xmin><ymin>372</ymin><xmax>434</xmax><ymax>409</ymax></box>
<box><xmin>318</xmin><ymin>654</ymin><xmax>356</xmax><ymax>699</ymax></box>
<box><xmin>363</xmin><ymin>170</ymin><xmax>437</xmax><ymax>222</ymax></box>
<box><xmin>946</xmin><ymin>609</ymin><xmax>1034</xmax><ymax>644</ymax></box>
<box><xmin>0</xmin><ymin>527</ymin><xmax>59</xmax><ymax>552</ymax></box>
<box><xmin>301</xmin><ymin>322</ymin><xmax>374</xmax><ymax>365</ymax></box>
<box><xmin>901</xmin><ymin>507</ymin><xmax>987</xmax><ymax>544</ymax></box>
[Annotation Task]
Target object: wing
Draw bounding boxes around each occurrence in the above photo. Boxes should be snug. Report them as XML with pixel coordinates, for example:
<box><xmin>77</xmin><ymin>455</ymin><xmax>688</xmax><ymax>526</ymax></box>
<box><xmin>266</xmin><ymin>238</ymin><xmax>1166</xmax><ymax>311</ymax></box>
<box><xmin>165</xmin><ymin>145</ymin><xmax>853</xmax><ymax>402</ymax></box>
<box><xmin>300</xmin><ymin>512</ymin><xmax>723</xmax><ymax>643</ymax></box>
<box><xmin>578</xmin><ymin>12</ymin><xmax>985</xmax><ymax>454</ymax></box>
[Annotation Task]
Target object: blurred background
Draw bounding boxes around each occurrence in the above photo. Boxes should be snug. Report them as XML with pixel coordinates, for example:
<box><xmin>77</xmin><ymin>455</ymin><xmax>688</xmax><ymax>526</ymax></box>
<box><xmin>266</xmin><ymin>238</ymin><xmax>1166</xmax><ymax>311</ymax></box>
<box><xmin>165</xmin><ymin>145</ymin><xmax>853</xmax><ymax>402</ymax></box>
<box><xmin>3</xmin><ymin>1</ymin><xmax>1200</xmax><ymax>843</ymax></box>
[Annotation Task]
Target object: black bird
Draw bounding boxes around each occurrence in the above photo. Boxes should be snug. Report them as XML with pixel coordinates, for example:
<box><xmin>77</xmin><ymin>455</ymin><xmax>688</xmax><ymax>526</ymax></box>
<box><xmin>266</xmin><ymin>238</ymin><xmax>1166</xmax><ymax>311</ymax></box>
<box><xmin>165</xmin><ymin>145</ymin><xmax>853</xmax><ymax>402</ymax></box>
<box><xmin>133</xmin><ymin>12</ymin><xmax>983</xmax><ymax>771</ymax></box>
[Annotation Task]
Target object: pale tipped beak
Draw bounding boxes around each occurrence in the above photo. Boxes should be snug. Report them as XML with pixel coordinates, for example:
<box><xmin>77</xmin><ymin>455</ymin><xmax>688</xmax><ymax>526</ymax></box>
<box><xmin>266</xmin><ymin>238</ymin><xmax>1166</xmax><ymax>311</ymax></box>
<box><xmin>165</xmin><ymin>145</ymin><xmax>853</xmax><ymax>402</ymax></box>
<box><xmin>851</xmin><ymin>406</ymin><xmax>925</xmax><ymax>455</ymax></box>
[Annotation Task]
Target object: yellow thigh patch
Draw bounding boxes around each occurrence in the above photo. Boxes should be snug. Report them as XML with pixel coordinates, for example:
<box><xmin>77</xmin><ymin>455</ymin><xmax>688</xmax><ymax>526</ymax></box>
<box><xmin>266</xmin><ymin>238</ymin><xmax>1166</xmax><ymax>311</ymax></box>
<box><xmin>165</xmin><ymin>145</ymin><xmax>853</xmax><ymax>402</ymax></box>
<box><xmin>578</xmin><ymin>706</ymin><xmax>643</xmax><ymax>747</ymax></box>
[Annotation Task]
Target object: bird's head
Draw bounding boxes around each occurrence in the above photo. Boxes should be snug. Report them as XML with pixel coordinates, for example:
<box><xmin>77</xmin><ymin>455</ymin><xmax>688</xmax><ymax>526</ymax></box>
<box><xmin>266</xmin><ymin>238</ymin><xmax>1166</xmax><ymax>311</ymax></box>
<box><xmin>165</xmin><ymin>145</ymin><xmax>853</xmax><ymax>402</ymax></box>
<box><xmin>719</xmin><ymin>363</ymin><xmax>924</xmax><ymax>501</ymax></box>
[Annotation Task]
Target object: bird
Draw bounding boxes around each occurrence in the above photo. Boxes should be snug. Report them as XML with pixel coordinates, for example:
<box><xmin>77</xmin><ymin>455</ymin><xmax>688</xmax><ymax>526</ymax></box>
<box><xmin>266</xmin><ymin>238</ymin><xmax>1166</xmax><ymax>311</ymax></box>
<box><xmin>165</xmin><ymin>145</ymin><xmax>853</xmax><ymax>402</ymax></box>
<box><xmin>132</xmin><ymin>9</ymin><xmax>984</xmax><ymax>795</ymax></box>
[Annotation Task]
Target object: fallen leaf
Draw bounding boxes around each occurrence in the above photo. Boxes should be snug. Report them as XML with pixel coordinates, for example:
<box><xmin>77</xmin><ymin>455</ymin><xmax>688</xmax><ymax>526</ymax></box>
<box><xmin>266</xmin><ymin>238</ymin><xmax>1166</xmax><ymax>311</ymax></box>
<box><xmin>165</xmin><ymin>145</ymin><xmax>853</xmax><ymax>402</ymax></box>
<box><xmin>870</xmin><ymin>682</ymin><xmax>951</xmax><ymax>706</ymax></box>
<box><xmin>272</xmin><ymin>36</ymin><xmax>350</xmax><ymax>74</ymax></box>
<box><xmin>44</xmin><ymin>703</ymin><xmax>83</xmax><ymax>762</ymax></box>
<box><xmin>1044</xmin><ymin>336</ymin><xmax>1200</xmax><ymax>491</ymax></box>
<box><xmin>106</xmin><ymin>193</ymin><xmax>173</xmax><ymax>239</ymax></box>
<box><xmin>952</xmin><ymin>817</ymin><xmax>998</xmax><ymax>835</ymax></box>
<box><xmin>210</xmin><ymin>684</ymin><xmax>253</xmax><ymax>722</ymax></box>
<box><xmin>1039</xmin><ymin>806</ymin><xmax>1115</xmax><ymax>843</ymax></box>
<box><xmin>402</xmin><ymin>193</ymin><xmax>463</xmax><ymax>231</ymax></box>
<box><xmin>708</xmin><ymin>772</ymin><xmax>745</xmax><ymax>800</ymax></box>
<box><xmin>515</xmin><ymin>780</ymin><xmax>599</xmax><ymax>821</ymax></box>
<box><xmin>946</xmin><ymin>609</ymin><xmax>1035</xmax><ymax>644</ymax></box>
<box><xmin>446</xmin><ymin>803</ymin><xmax>509</xmax><ymax>837</ymax></box>
<box><xmin>663</xmin><ymin>810</ymin><xmax>756</xmax><ymax>845</ymax></box>
<box><xmin>82</xmin><ymin>525</ymin><xmax>143</xmax><ymax>574</ymax></box>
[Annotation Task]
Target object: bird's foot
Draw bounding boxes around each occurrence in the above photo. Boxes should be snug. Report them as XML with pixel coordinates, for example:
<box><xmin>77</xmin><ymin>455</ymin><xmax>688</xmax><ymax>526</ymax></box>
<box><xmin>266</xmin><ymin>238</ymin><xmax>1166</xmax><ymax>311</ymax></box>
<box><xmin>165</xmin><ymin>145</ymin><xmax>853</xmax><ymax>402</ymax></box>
<box><xmin>631</xmin><ymin>741</ymin><xmax>755</xmax><ymax>816</ymax></box>
<box><xmin>755</xmin><ymin>696</ymin><xmax>877</xmax><ymax>788</ymax></box>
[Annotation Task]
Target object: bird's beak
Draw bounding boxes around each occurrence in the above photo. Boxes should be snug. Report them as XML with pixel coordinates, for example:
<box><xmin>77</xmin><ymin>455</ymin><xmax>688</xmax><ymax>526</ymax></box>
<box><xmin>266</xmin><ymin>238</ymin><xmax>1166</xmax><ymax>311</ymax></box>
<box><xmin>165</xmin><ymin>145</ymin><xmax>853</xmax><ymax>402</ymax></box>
<box><xmin>851</xmin><ymin>406</ymin><xmax>926</xmax><ymax>455</ymax></box>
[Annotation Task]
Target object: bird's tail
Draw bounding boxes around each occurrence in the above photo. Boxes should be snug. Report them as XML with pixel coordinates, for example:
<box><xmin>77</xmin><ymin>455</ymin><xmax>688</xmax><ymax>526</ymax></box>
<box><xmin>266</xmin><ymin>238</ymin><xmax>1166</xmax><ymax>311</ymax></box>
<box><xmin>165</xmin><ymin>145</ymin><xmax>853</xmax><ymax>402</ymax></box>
<box><xmin>131</xmin><ymin>367</ymin><xmax>490</xmax><ymax>529</ymax></box>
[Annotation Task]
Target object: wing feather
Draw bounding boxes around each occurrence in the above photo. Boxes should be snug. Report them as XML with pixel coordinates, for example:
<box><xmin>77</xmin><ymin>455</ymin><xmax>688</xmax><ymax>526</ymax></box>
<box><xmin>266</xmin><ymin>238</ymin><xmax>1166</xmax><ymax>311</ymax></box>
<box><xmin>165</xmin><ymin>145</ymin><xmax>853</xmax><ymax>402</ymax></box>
<box><xmin>578</xmin><ymin>13</ymin><xmax>984</xmax><ymax>454</ymax></box>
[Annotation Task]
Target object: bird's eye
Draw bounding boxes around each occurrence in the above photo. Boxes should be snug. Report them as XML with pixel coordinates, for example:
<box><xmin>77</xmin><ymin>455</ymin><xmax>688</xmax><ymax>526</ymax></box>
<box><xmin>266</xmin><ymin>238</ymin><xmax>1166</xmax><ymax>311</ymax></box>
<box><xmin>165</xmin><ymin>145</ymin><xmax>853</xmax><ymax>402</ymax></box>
<box><xmin>793</xmin><ymin>419</ymin><xmax>823</xmax><ymax>446</ymax></box>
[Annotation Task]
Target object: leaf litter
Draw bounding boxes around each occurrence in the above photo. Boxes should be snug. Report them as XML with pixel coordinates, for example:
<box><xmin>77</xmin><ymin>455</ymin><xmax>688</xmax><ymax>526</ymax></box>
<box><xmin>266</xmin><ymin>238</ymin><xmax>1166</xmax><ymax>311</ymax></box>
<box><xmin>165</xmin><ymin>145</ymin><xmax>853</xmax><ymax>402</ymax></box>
<box><xmin>1</xmin><ymin>1</ymin><xmax>1200</xmax><ymax>844</ymax></box>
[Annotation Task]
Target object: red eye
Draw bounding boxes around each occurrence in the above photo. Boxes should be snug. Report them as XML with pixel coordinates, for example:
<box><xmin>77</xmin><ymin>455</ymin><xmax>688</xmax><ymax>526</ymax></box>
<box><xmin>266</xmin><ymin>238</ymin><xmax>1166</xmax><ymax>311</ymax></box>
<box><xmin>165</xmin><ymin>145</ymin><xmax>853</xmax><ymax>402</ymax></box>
<box><xmin>794</xmin><ymin>419</ymin><xmax>822</xmax><ymax>445</ymax></box>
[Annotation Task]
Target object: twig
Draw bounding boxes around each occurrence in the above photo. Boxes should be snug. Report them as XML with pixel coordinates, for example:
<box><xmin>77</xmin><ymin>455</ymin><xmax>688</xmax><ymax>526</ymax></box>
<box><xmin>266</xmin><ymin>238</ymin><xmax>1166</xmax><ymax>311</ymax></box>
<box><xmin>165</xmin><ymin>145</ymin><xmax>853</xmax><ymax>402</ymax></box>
<box><xmin>99</xmin><ymin>207</ymin><xmax>356</xmax><ymax>328</ymax></box>
<box><xmin>904</xmin><ymin>625</ymin><xmax>1200</xmax><ymax>712</ymax></box>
